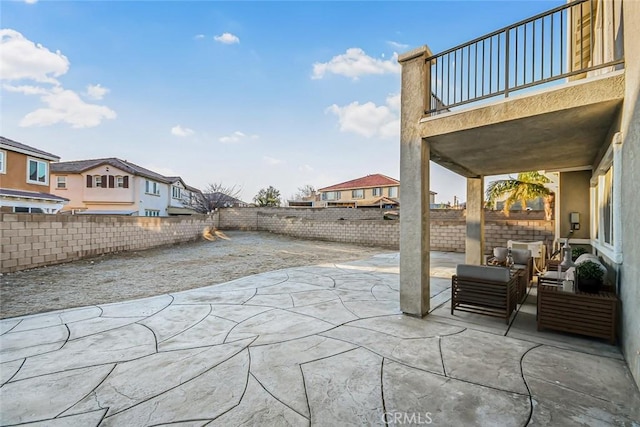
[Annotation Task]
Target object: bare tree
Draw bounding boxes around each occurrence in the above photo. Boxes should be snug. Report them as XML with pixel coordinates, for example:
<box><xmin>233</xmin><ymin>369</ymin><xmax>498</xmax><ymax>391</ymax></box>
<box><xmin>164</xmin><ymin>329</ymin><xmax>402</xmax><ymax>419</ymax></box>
<box><xmin>293</xmin><ymin>184</ymin><xmax>316</xmax><ymax>200</ymax></box>
<box><xmin>191</xmin><ymin>183</ymin><xmax>244</xmax><ymax>213</ymax></box>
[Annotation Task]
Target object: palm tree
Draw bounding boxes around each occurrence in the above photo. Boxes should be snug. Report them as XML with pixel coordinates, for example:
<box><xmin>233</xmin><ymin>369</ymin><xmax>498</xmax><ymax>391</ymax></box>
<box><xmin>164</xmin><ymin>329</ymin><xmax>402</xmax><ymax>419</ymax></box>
<box><xmin>485</xmin><ymin>172</ymin><xmax>554</xmax><ymax>220</ymax></box>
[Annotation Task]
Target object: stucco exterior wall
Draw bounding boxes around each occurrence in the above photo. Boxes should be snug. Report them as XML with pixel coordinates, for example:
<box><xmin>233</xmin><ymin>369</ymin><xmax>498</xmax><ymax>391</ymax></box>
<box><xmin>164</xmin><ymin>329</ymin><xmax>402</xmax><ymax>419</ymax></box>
<box><xmin>559</xmin><ymin>170</ymin><xmax>591</xmax><ymax>240</ymax></box>
<box><xmin>619</xmin><ymin>0</ymin><xmax>640</xmax><ymax>389</ymax></box>
<box><xmin>137</xmin><ymin>177</ymin><xmax>169</xmax><ymax>216</ymax></box>
<box><xmin>2</xmin><ymin>151</ymin><xmax>52</xmax><ymax>192</ymax></box>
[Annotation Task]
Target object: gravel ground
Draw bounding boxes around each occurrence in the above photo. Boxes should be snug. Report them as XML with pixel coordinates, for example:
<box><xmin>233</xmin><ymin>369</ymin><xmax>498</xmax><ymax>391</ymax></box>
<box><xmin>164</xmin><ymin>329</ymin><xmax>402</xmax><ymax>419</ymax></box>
<box><xmin>0</xmin><ymin>231</ymin><xmax>393</xmax><ymax>319</ymax></box>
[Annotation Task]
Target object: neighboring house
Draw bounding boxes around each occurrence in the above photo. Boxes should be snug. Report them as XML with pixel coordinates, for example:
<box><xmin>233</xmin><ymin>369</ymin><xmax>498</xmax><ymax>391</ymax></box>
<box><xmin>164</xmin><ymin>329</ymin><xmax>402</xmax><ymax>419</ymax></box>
<box><xmin>204</xmin><ymin>192</ymin><xmax>248</xmax><ymax>209</ymax></box>
<box><xmin>50</xmin><ymin>158</ymin><xmax>200</xmax><ymax>216</ymax></box>
<box><xmin>165</xmin><ymin>177</ymin><xmax>202</xmax><ymax>215</ymax></box>
<box><xmin>0</xmin><ymin>136</ymin><xmax>68</xmax><ymax>214</ymax></box>
<box><xmin>317</xmin><ymin>174</ymin><xmax>406</xmax><ymax>208</ymax></box>
<box><xmin>398</xmin><ymin>0</ymin><xmax>640</xmax><ymax>388</ymax></box>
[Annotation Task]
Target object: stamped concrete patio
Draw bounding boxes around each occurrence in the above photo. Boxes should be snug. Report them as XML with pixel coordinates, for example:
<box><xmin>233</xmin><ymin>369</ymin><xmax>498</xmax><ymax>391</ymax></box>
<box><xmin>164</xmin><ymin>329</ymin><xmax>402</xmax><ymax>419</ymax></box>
<box><xmin>1</xmin><ymin>251</ymin><xmax>639</xmax><ymax>426</ymax></box>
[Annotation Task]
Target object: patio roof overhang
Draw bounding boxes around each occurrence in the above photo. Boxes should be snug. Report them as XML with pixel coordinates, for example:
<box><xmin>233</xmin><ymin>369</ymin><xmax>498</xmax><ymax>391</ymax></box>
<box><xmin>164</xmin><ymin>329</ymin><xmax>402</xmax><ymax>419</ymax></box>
<box><xmin>420</xmin><ymin>71</ymin><xmax>625</xmax><ymax>177</ymax></box>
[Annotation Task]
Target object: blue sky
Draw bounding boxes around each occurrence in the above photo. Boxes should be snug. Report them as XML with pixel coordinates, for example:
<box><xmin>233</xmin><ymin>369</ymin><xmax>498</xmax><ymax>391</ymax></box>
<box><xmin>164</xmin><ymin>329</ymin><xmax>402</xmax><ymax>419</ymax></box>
<box><xmin>1</xmin><ymin>0</ymin><xmax>560</xmax><ymax>204</ymax></box>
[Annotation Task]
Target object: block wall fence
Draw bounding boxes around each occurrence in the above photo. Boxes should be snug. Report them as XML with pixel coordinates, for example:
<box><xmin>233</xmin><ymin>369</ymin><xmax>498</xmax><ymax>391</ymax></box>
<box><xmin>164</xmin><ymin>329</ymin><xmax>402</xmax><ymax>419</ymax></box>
<box><xmin>1</xmin><ymin>208</ymin><xmax>553</xmax><ymax>273</ymax></box>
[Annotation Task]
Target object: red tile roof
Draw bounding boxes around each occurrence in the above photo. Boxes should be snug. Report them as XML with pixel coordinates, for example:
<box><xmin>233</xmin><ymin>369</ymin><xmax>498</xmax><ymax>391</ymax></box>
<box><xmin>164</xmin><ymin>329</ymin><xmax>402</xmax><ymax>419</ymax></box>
<box><xmin>318</xmin><ymin>174</ymin><xmax>399</xmax><ymax>192</ymax></box>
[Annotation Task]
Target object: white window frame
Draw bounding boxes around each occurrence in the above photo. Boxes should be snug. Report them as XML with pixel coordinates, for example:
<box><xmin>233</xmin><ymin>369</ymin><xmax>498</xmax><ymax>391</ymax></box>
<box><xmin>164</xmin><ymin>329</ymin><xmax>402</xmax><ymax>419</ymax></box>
<box><xmin>94</xmin><ymin>175</ymin><xmax>102</xmax><ymax>188</ymax></box>
<box><xmin>590</xmin><ymin>137</ymin><xmax>622</xmax><ymax>264</ymax></box>
<box><xmin>388</xmin><ymin>186</ymin><xmax>398</xmax><ymax>197</ymax></box>
<box><xmin>116</xmin><ymin>176</ymin><xmax>124</xmax><ymax>188</ymax></box>
<box><xmin>352</xmin><ymin>189</ymin><xmax>364</xmax><ymax>199</ymax></box>
<box><xmin>172</xmin><ymin>185</ymin><xmax>182</xmax><ymax>199</ymax></box>
<box><xmin>0</xmin><ymin>149</ymin><xmax>6</xmax><ymax>174</ymax></box>
<box><xmin>372</xmin><ymin>187</ymin><xmax>382</xmax><ymax>197</ymax></box>
<box><xmin>27</xmin><ymin>158</ymin><xmax>49</xmax><ymax>185</ymax></box>
<box><xmin>145</xmin><ymin>209</ymin><xmax>160</xmax><ymax>217</ymax></box>
<box><xmin>56</xmin><ymin>176</ymin><xmax>66</xmax><ymax>189</ymax></box>
<box><xmin>146</xmin><ymin>180</ymin><xmax>160</xmax><ymax>195</ymax></box>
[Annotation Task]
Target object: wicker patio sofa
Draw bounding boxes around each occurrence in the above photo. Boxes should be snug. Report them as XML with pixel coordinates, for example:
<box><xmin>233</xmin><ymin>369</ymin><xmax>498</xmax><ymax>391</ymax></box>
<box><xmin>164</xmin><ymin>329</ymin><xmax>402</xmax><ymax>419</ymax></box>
<box><xmin>451</xmin><ymin>264</ymin><xmax>518</xmax><ymax>324</ymax></box>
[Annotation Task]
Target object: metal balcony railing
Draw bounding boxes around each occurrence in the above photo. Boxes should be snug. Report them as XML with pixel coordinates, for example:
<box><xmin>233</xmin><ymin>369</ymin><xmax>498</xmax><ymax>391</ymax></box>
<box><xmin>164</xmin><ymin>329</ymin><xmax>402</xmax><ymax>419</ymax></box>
<box><xmin>425</xmin><ymin>0</ymin><xmax>625</xmax><ymax>115</ymax></box>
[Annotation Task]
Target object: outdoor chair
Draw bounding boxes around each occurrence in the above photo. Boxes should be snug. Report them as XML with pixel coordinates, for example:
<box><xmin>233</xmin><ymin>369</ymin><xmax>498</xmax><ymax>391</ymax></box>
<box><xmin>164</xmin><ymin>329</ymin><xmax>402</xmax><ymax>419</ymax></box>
<box><xmin>487</xmin><ymin>247</ymin><xmax>533</xmax><ymax>283</ymax></box>
<box><xmin>451</xmin><ymin>264</ymin><xmax>518</xmax><ymax>324</ymax></box>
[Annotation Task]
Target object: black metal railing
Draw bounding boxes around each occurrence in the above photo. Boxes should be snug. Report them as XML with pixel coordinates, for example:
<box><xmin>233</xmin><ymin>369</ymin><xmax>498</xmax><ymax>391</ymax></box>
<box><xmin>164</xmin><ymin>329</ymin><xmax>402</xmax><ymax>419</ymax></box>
<box><xmin>425</xmin><ymin>0</ymin><xmax>624</xmax><ymax>115</ymax></box>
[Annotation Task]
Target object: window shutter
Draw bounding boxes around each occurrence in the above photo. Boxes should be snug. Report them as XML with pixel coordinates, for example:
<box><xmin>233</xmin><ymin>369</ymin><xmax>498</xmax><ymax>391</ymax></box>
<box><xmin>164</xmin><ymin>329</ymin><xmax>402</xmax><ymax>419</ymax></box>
<box><xmin>86</xmin><ymin>175</ymin><xmax>92</xmax><ymax>188</ymax></box>
<box><xmin>123</xmin><ymin>176</ymin><xmax>129</xmax><ymax>188</ymax></box>
<box><xmin>101</xmin><ymin>175</ymin><xmax>107</xmax><ymax>188</ymax></box>
<box><xmin>109</xmin><ymin>175</ymin><xmax>115</xmax><ymax>188</ymax></box>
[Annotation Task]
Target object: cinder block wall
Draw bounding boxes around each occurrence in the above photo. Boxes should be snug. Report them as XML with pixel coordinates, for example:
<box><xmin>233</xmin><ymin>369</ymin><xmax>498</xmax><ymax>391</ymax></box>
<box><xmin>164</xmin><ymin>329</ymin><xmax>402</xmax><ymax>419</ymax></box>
<box><xmin>0</xmin><ymin>213</ymin><xmax>219</xmax><ymax>273</ymax></box>
<box><xmin>217</xmin><ymin>208</ymin><xmax>554</xmax><ymax>253</ymax></box>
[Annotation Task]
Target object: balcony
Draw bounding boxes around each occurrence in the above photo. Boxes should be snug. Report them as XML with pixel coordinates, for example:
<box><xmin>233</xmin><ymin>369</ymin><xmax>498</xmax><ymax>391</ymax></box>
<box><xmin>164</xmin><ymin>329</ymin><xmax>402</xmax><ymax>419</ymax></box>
<box><xmin>406</xmin><ymin>0</ymin><xmax>626</xmax><ymax>177</ymax></box>
<box><xmin>425</xmin><ymin>0</ymin><xmax>624</xmax><ymax>116</ymax></box>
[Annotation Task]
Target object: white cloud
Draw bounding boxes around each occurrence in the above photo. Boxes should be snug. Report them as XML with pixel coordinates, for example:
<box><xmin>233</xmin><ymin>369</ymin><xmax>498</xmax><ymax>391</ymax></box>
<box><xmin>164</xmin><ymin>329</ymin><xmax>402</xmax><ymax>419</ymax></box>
<box><xmin>194</xmin><ymin>34</ymin><xmax>205</xmax><ymax>40</ymax></box>
<box><xmin>24</xmin><ymin>0</ymin><xmax>38</xmax><ymax>4</ymax></box>
<box><xmin>171</xmin><ymin>125</ymin><xmax>194</xmax><ymax>137</ymax></box>
<box><xmin>1</xmin><ymin>29</ymin><xmax>116</xmax><ymax>129</ymax></box>
<box><xmin>312</xmin><ymin>48</ymin><xmax>400</xmax><ymax>80</ymax></box>
<box><xmin>3</xmin><ymin>84</ymin><xmax>49</xmax><ymax>95</ymax></box>
<box><xmin>219</xmin><ymin>131</ymin><xmax>258</xmax><ymax>144</ymax></box>
<box><xmin>299</xmin><ymin>164</ymin><xmax>314</xmax><ymax>172</ymax></box>
<box><xmin>85</xmin><ymin>83</ymin><xmax>109</xmax><ymax>100</ymax></box>
<box><xmin>263</xmin><ymin>156</ymin><xmax>283</xmax><ymax>166</ymax></box>
<box><xmin>326</xmin><ymin>93</ymin><xmax>400</xmax><ymax>139</ymax></box>
<box><xmin>0</xmin><ymin>29</ymin><xmax>69</xmax><ymax>84</ymax></box>
<box><xmin>214</xmin><ymin>32</ymin><xmax>240</xmax><ymax>44</ymax></box>
<box><xmin>387</xmin><ymin>40</ymin><xmax>409</xmax><ymax>50</ymax></box>
<box><xmin>20</xmin><ymin>87</ymin><xmax>117</xmax><ymax>128</ymax></box>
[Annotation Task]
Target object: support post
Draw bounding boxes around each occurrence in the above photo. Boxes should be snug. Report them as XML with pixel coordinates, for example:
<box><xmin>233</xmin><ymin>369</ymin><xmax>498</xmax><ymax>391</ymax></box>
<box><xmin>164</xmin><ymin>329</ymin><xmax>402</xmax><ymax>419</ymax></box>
<box><xmin>465</xmin><ymin>177</ymin><xmax>485</xmax><ymax>265</ymax></box>
<box><xmin>399</xmin><ymin>46</ymin><xmax>432</xmax><ymax>317</ymax></box>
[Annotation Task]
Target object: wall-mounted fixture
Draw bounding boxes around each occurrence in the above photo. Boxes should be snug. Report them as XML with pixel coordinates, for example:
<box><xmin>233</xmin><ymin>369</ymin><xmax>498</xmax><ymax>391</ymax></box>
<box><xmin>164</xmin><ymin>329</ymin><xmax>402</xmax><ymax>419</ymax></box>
<box><xmin>570</xmin><ymin>212</ymin><xmax>580</xmax><ymax>230</ymax></box>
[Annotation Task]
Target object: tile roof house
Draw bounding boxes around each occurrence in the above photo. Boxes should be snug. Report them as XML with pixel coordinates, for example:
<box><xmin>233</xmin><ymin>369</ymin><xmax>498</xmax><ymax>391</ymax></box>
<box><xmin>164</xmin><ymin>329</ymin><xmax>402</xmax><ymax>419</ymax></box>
<box><xmin>398</xmin><ymin>0</ymin><xmax>640</xmax><ymax>388</ymax></box>
<box><xmin>317</xmin><ymin>174</ymin><xmax>401</xmax><ymax>208</ymax></box>
<box><xmin>317</xmin><ymin>173</ymin><xmax>436</xmax><ymax>208</ymax></box>
<box><xmin>0</xmin><ymin>136</ymin><xmax>69</xmax><ymax>214</ymax></box>
<box><xmin>50</xmin><ymin>158</ymin><xmax>201</xmax><ymax>216</ymax></box>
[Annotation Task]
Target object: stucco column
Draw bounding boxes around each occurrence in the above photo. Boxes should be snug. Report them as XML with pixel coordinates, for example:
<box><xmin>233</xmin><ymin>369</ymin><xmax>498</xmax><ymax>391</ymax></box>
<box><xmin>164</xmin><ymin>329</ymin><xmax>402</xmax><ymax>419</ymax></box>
<box><xmin>465</xmin><ymin>177</ymin><xmax>485</xmax><ymax>264</ymax></box>
<box><xmin>399</xmin><ymin>46</ymin><xmax>431</xmax><ymax>316</ymax></box>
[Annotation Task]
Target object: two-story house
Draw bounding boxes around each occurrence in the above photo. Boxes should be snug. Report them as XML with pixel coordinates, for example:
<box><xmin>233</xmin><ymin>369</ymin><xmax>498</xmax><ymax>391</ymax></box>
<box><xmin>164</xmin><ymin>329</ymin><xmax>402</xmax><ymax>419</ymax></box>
<box><xmin>317</xmin><ymin>174</ymin><xmax>436</xmax><ymax>208</ymax></box>
<box><xmin>318</xmin><ymin>174</ymin><xmax>401</xmax><ymax>208</ymax></box>
<box><xmin>0</xmin><ymin>136</ymin><xmax>68</xmax><ymax>213</ymax></box>
<box><xmin>165</xmin><ymin>177</ymin><xmax>203</xmax><ymax>215</ymax></box>
<box><xmin>50</xmin><ymin>158</ymin><xmax>200</xmax><ymax>216</ymax></box>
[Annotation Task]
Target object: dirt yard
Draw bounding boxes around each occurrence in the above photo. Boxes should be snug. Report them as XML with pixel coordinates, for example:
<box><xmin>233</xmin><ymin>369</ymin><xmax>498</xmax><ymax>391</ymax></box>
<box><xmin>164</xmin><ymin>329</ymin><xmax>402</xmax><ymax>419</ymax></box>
<box><xmin>0</xmin><ymin>231</ymin><xmax>393</xmax><ymax>319</ymax></box>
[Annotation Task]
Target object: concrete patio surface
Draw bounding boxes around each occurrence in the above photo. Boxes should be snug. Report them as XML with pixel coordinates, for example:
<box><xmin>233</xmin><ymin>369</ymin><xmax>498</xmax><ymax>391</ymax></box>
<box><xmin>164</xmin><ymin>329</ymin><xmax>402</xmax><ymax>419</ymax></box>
<box><xmin>1</xmin><ymin>251</ymin><xmax>639</xmax><ymax>426</ymax></box>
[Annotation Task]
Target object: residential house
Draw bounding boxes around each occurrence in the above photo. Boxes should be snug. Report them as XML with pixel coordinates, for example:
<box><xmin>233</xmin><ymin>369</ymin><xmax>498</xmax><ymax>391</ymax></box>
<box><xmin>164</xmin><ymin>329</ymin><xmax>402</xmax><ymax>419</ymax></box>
<box><xmin>0</xmin><ymin>136</ymin><xmax>68</xmax><ymax>213</ymax></box>
<box><xmin>50</xmin><ymin>158</ymin><xmax>200</xmax><ymax>216</ymax></box>
<box><xmin>317</xmin><ymin>174</ymin><xmax>407</xmax><ymax>208</ymax></box>
<box><xmin>165</xmin><ymin>177</ymin><xmax>203</xmax><ymax>215</ymax></box>
<box><xmin>398</xmin><ymin>0</ymin><xmax>640</xmax><ymax>387</ymax></box>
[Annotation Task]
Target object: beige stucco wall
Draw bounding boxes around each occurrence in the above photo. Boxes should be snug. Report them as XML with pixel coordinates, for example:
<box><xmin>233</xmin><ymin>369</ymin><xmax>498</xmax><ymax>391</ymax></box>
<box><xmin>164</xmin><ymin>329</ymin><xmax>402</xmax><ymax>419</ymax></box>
<box><xmin>619</xmin><ymin>0</ymin><xmax>640</xmax><ymax>389</ymax></box>
<box><xmin>558</xmin><ymin>171</ymin><xmax>591</xmax><ymax>240</ymax></box>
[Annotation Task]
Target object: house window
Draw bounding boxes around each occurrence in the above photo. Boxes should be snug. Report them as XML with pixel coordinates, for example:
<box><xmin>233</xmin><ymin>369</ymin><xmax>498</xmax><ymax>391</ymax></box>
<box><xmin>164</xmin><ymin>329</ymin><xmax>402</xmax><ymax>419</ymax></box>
<box><xmin>322</xmin><ymin>191</ymin><xmax>342</xmax><ymax>201</ymax></box>
<box><xmin>27</xmin><ymin>159</ymin><xmax>48</xmax><ymax>184</ymax></box>
<box><xmin>13</xmin><ymin>207</ymin><xmax>44</xmax><ymax>213</ymax></box>
<box><xmin>0</xmin><ymin>150</ymin><xmax>5</xmax><ymax>174</ymax></box>
<box><xmin>94</xmin><ymin>175</ymin><xmax>102</xmax><ymax>188</ymax></box>
<box><xmin>116</xmin><ymin>176</ymin><xmax>124</xmax><ymax>188</ymax></box>
<box><xmin>352</xmin><ymin>189</ymin><xmax>364</xmax><ymax>199</ymax></box>
<box><xmin>372</xmin><ymin>187</ymin><xmax>382</xmax><ymax>197</ymax></box>
<box><xmin>145</xmin><ymin>180</ymin><xmax>160</xmax><ymax>195</ymax></box>
<box><xmin>172</xmin><ymin>186</ymin><xmax>182</xmax><ymax>199</ymax></box>
<box><xmin>600</xmin><ymin>167</ymin><xmax>613</xmax><ymax>246</ymax></box>
<box><xmin>388</xmin><ymin>187</ymin><xmax>398</xmax><ymax>197</ymax></box>
<box><xmin>145</xmin><ymin>209</ymin><xmax>160</xmax><ymax>217</ymax></box>
<box><xmin>56</xmin><ymin>176</ymin><xmax>66</xmax><ymax>189</ymax></box>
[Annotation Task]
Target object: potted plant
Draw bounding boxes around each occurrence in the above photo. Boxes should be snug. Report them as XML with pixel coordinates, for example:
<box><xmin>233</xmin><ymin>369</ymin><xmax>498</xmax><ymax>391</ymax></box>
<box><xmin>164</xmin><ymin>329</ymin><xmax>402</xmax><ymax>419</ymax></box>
<box><xmin>572</xmin><ymin>247</ymin><xmax>588</xmax><ymax>261</ymax></box>
<box><xmin>576</xmin><ymin>260</ymin><xmax>604</xmax><ymax>293</ymax></box>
